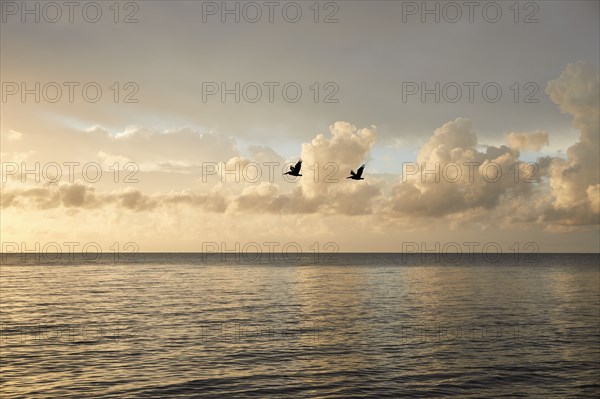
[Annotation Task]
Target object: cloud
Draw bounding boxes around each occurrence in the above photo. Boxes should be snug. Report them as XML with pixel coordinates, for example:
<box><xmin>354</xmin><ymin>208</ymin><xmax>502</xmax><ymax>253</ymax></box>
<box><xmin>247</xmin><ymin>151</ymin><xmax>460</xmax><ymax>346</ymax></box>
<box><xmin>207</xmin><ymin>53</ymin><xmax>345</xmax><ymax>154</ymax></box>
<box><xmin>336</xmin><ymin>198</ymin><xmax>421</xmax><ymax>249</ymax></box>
<box><xmin>232</xmin><ymin>182</ymin><xmax>283</xmax><ymax>213</ymax></box>
<box><xmin>1</xmin><ymin>182</ymin><xmax>227</xmax><ymax>213</ymax></box>
<box><xmin>294</xmin><ymin>121</ymin><xmax>382</xmax><ymax>214</ymax></box>
<box><xmin>247</xmin><ymin>145</ymin><xmax>285</xmax><ymax>164</ymax></box>
<box><xmin>300</xmin><ymin>121</ymin><xmax>376</xmax><ymax>196</ymax></box>
<box><xmin>2</xmin><ymin>62</ymin><xmax>598</xmax><ymax>233</ymax></box>
<box><xmin>216</xmin><ymin>122</ymin><xmax>383</xmax><ymax>215</ymax></box>
<box><xmin>384</xmin><ymin>63</ymin><xmax>599</xmax><ymax>229</ymax></box>
<box><xmin>587</xmin><ymin>184</ymin><xmax>600</xmax><ymax>213</ymax></box>
<box><xmin>2</xmin><ymin>122</ymin><xmax>384</xmax><ymax>217</ymax></box>
<box><xmin>544</xmin><ymin>61</ymin><xmax>599</xmax><ymax>225</ymax></box>
<box><xmin>2</xmin><ymin>125</ymin><xmax>239</xmax><ymax>175</ymax></box>
<box><xmin>97</xmin><ymin>151</ymin><xmax>132</xmax><ymax>168</ymax></box>
<box><xmin>506</xmin><ymin>131</ymin><xmax>549</xmax><ymax>151</ymax></box>
<box><xmin>388</xmin><ymin>117</ymin><xmax>535</xmax><ymax>218</ymax></box>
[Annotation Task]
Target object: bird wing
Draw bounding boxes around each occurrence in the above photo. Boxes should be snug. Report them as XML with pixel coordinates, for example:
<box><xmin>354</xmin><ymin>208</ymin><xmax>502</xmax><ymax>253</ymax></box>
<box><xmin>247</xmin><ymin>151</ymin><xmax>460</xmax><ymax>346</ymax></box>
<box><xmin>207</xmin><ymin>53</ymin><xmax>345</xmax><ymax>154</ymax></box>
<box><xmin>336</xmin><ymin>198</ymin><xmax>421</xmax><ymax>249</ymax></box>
<box><xmin>293</xmin><ymin>160</ymin><xmax>302</xmax><ymax>174</ymax></box>
<box><xmin>350</xmin><ymin>170</ymin><xmax>356</xmax><ymax>177</ymax></box>
<box><xmin>356</xmin><ymin>164</ymin><xmax>365</xmax><ymax>177</ymax></box>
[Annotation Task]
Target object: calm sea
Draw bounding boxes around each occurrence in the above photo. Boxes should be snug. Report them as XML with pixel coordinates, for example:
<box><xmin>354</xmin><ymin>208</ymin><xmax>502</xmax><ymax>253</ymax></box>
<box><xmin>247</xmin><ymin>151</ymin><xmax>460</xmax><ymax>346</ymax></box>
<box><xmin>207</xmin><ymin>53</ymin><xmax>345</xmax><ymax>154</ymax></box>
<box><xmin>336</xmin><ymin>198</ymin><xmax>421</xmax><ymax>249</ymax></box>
<box><xmin>1</xmin><ymin>254</ymin><xmax>599</xmax><ymax>398</ymax></box>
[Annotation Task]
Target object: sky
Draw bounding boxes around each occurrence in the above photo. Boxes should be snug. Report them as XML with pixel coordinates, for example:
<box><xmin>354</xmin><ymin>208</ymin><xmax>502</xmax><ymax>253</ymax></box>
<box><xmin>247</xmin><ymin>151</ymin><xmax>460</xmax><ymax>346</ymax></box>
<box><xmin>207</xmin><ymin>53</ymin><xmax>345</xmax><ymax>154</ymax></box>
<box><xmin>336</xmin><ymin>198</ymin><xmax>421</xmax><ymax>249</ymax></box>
<box><xmin>1</xmin><ymin>0</ymin><xmax>599</xmax><ymax>253</ymax></box>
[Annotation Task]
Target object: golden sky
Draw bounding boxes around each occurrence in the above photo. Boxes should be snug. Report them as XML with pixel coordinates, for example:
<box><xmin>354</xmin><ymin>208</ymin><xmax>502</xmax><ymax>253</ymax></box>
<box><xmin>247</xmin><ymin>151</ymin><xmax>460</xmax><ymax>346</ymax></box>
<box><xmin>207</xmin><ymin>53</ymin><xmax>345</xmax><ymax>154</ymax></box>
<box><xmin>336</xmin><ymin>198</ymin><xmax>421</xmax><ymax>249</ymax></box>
<box><xmin>1</xmin><ymin>1</ymin><xmax>599</xmax><ymax>253</ymax></box>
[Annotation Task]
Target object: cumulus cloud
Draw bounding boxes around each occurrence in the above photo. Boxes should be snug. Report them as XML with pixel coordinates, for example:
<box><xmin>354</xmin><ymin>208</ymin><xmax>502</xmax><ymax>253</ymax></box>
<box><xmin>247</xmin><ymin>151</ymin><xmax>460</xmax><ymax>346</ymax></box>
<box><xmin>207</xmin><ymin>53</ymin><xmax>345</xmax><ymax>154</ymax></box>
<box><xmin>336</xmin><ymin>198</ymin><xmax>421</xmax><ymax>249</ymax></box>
<box><xmin>384</xmin><ymin>63</ymin><xmax>599</xmax><ymax>229</ymax></box>
<box><xmin>388</xmin><ymin>117</ymin><xmax>536</xmax><ymax>218</ymax></box>
<box><xmin>544</xmin><ymin>61</ymin><xmax>599</xmax><ymax>225</ymax></box>
<box><xmin>300</xmin><ymin>122</ymin><xmax>376</xmax><ymax>196</ymax></box>
<box><xmin>506</xmin><ymin>131</ymin><xmax>549</xmax><ymax>151</ymax></box>
<box><xmin>232</xmin><ymin>182</ymin><xmax>283</xmax><ymax>213</ymax></box>
<box><xmin>586</xmin><ymin>184</ymin><xmax>600</xmax><ymax>214</ymax></box>
<box><xmin>292</xmin><ymin>121</ymin><xmax>382</xmax><ymax>215</ymax></box>
<box><xmin>207</xmin><ymin>122</ymin><xmax>383</xmax><ymax>215</ymax></box>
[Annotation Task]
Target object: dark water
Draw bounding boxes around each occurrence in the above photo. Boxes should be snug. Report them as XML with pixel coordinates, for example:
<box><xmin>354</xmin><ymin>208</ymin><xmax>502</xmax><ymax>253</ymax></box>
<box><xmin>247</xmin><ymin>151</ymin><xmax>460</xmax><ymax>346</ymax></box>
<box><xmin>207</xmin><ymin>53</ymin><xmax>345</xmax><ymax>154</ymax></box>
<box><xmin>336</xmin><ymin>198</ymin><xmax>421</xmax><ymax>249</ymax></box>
<box><xmin>1</xmin><ymin>254</ymin><xmax>599</xmax><ymax>398</ymax></box>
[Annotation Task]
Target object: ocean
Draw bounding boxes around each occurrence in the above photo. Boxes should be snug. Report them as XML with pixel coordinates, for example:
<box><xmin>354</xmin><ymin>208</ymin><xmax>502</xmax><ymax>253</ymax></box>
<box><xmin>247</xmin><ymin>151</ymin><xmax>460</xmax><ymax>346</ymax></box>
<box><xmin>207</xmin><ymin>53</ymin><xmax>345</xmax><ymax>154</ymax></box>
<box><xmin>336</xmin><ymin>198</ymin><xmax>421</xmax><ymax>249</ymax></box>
<box><xmin>1</xmin><ymin>253</ymin><xmax>599</xmax><ymax>398</ymax></box>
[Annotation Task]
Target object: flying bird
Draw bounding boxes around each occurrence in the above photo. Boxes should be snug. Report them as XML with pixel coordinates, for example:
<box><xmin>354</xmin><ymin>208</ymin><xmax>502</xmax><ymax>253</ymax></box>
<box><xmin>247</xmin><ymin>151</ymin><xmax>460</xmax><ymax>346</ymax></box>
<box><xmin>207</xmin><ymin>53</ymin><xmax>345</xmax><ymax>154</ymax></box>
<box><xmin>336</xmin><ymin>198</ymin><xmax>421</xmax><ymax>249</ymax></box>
<box><xmin>284</xmin><ymin>160</ymin><xmax>303</xmax><ymax>177</ymax></box>
<box><xmin>347</xmin><ymin>164</ymin><xmax>365</xmax><ymax>180</ymax></box>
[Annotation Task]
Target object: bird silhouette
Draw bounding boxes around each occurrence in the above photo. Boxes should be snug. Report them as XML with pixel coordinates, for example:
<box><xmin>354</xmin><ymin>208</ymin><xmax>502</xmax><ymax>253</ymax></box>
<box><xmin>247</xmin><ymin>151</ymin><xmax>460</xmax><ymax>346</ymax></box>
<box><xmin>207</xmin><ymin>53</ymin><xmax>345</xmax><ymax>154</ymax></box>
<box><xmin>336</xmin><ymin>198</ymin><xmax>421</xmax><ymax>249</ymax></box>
<box><xmin>284</xmin><ymin>160</ymin><xmax>303</xmax><ymax>177</ymax></box>
<box><xmin>347</xmin><ymin>164</ymin><xmax>365</xmax><ymax>180</ymax></box>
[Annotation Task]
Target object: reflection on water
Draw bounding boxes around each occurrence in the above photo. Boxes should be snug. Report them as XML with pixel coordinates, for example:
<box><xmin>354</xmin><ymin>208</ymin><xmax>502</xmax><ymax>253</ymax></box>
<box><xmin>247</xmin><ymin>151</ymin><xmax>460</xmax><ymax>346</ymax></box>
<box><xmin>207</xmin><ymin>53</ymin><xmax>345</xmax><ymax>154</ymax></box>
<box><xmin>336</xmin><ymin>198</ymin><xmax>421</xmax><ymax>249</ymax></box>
<box><xmin>1</xmin><ymin>254</ymin><xmax>599</xmax><ymax>398</ymax></box>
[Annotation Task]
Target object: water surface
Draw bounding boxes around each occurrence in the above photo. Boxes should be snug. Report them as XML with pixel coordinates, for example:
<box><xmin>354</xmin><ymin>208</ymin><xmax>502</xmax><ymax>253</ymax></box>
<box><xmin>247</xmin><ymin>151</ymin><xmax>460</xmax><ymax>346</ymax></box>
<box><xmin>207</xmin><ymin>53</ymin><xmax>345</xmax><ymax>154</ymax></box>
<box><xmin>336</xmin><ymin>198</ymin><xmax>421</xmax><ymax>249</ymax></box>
<box><xmin>1</xmin><ymin>254</ymin><xmax>599</xmax><ymax>398</ymax></box>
